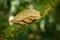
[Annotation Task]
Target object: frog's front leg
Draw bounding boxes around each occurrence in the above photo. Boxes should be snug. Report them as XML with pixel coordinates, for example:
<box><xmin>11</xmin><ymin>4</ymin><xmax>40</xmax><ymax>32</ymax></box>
<box><xmin>18</xmin><ymin>21</ymin><xmax>27</xmax><ymax>25</ymax></box>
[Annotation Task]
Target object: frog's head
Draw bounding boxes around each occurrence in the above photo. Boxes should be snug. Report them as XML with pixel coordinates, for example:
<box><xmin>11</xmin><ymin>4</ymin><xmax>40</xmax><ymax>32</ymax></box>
<box><xmin>31</xmin><ymin>9</ymin><xmax>41</xmax><ymax>20</ymax></box>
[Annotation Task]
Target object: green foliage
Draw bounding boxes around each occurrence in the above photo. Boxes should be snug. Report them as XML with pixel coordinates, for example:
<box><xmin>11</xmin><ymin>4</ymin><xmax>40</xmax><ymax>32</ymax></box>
<box><xmin>0</xmin><ymin>0</ymin><xmax>59</xmax><ymax>40</ymax></box>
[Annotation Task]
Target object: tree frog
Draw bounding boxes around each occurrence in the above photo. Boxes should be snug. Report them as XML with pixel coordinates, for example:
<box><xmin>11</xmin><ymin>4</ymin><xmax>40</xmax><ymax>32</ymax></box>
<box><xmin>10</xmin><ymin>9</ymin><xmax>41</xmax><ymax>25</ymax></box>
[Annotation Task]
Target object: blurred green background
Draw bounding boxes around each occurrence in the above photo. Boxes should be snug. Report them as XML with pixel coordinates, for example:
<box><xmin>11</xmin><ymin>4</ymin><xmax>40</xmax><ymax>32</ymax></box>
<box><xmin>0</xmin><ymin>0</ymin><xmax>60</xmax><ymax>40</ymax></box>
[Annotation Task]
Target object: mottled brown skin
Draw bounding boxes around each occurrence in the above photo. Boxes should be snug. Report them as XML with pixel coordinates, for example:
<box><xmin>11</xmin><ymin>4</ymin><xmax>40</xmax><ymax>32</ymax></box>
<box><xmin>11</xmin><ymin>9</ymin><xmax>41</xmax><ymax>25</ymax></box>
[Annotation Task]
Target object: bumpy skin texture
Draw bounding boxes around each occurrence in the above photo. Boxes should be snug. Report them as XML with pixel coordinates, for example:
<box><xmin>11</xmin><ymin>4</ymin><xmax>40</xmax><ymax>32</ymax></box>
<box><xmin>11</xmin><ymin>9</ymin><xmax>41</xmax><ymax>25</ymax></box>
